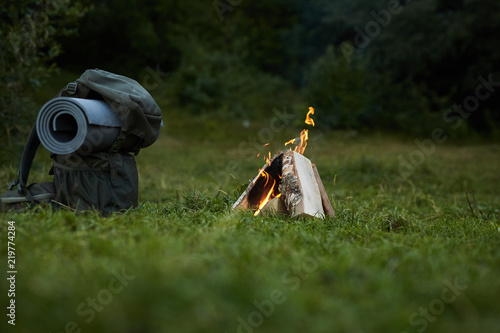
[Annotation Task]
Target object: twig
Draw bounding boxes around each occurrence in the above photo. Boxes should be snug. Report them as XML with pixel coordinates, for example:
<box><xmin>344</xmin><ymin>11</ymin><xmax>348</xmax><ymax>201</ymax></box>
<box><xmin>465</xmin><ymin>191</ymin><xmax>476</xmax><ymax>217</ymax></box>
<box><xmin>51</xmin><ymin>200</ymin><xmax>77</xmax><ymax>212</ymax></box>
<box><xmin>215</xmin><ymin>181</ymin><xmax>225</xmax><ymax>198</ymax></box>
<box><xmin>465</xmin><ymin>191</ymin><xmax>483</xmax><ymax>218</ymax></box>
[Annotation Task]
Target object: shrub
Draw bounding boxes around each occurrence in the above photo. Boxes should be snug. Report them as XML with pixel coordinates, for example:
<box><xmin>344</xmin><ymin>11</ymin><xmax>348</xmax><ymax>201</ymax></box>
<box><xmin>304</xmin><ymin>44</ymin><xmax>377</xmax><ymax>130</ymax></box>
<box><xmin>169</xmin><ymin>40</ymin><xmax>291</xmax><ymax>119</ymax></box>
<box><xmin>0</xmin><ymin>0</ymin><xmax>88</xmax><ymax>164</ymax></box>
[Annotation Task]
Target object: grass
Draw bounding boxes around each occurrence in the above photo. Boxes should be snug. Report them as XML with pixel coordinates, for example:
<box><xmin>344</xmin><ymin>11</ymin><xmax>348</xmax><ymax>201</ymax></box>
<box><xmin>1</xmin><ymin>88</ymin><xmax>500</xmax><ymax>332</ymax></box>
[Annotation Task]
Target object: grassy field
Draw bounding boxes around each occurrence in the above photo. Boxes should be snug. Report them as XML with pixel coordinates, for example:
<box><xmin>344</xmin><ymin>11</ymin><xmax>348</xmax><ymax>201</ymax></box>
<box><xmin>1</xmin><ymin>96</ymin><xmax>500</xmax><ymax>333</ymax></box>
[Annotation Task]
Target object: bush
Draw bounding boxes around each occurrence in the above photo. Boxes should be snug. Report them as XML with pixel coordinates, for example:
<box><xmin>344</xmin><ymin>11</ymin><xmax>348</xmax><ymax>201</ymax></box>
<box><xmin>0</xmin><ymin>0</ymin><xmax>88</xmax><ymax>164</ymax></box>
<box><xmin>169</xmin><ymin>40</ymin><xmax>291</xmax><ymax>119</ymax></box>
<box><xmin>304</xmin><ymin>44</ymin><xmax>462</xmax><ymax>137</ymax></box>
<box><xmin>304</xmin><ymin>44</ymin><xmax>378</xmax><ymax>130</ymax></box>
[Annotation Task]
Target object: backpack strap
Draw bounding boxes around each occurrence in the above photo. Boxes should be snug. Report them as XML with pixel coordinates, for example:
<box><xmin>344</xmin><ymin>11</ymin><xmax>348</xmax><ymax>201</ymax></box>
<box><xmin>109</xmin><ymin>134</ymin><xmax>144</xmax><ymax>156</ymax></box>
<box><xmin>9</xmin><ymin>125</ymin><xmax>41</xmax><ymax>197</ymax></box>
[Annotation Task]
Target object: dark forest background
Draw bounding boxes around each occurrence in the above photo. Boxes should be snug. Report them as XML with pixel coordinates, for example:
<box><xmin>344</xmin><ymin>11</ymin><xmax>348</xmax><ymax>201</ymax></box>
<box><xmin>1</xmin><ymin>0</ymin><xmax>500</xmax><ymax>161</ymax></box>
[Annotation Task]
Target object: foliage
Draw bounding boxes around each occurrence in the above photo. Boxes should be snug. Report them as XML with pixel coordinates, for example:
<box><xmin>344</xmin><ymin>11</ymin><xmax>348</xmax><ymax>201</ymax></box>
<box><xmin>292</xmin><ymin>0</ymin><xmax>500</xmax><ymax>135</ymax></box>
<box><xmin>1</xmin><ymin>119</ymin><xmax>499</xmax><ymax>333</ymax></box>
<box><xmin>304</xmin><ymin>44</ymin><xmax>378</xmax><ymax>130</ymax></box>
<box><xmin>169</xmin><ymin>40</ymin><xmax>290</xmax><ymax>118</ymax></box>
<box><xmin>0</xmin><ymin>0</ymin><xmax>88</xmax><ymax>163</ymax></box>
<box><xmin>2</xmin><ymin>0</ymin><xmax>500</xmax><ymax>161</ymax></box>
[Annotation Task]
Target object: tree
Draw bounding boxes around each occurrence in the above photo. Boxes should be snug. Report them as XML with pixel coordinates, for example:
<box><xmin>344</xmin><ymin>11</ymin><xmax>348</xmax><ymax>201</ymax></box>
<box><xmin>0</xmin><ymin>0</ymin><xmax>89</xmax><ymax>162</ymax></box>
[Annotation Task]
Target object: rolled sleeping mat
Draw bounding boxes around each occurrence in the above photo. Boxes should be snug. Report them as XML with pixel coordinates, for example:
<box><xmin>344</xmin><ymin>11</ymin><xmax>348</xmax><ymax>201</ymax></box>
<box><xmin>37</xmin><ymin>97</ymin><xmax>122</xmax><ymax>155</ymax></box>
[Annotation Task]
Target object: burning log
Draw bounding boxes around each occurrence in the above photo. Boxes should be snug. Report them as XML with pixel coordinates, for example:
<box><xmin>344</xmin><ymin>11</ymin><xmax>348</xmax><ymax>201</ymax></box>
<box><xmin>279</xmin><ymin>151</ymin><xmax>324</xmax><ymax>218</ymax></box>
<box><xmin>232</xmin><ymin>151</ymin><xmax>283</xmax><ymax>214</ymax></box>
<box><xmin>260</xmin><ymin>196</ymin><xmax>288</xmax><ymax>216</ymax></box>
<box><xmin>232</xmin><ymin>106</ymin><xmax>334</xmax><ymax>219</ymax></box>
<box><xmin>232</xmin><ymin>151</ymin><xmax>333</xmax><ymax>219</ymax></box>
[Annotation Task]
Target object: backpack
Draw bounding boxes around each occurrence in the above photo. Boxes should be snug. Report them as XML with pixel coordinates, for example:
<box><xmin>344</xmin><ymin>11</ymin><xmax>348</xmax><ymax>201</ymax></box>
<box><xmin>0</xmin><ymin>69</ymin><xmax>162</xmax><ymax>215</ymax></box>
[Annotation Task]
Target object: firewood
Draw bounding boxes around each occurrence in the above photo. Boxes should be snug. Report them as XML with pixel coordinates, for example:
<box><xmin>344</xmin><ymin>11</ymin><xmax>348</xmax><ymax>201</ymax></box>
<box><xmin>312</xmin><ymin>164</ymin><xmax>335</xmax><ymax>217</ymax></box>
<box><xmin>279</xmin><ymin>151</ymin><xmax>325</xmax><ymax>218</ymax></box>
<box><xmin>232</xmin><ymin>151</ymin><xmax>283</xmax><ymax>211</ymax></box>
<box><xmin>260</xmin><ymin>196</ymin><xmax>288</xmax><ymax>216</ymax></box>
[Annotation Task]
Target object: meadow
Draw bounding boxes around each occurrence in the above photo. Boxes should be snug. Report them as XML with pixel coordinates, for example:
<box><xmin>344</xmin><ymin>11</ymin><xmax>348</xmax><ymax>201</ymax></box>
<box><xmin>0</xmin><ymin>102</ymin><xmax>499</xmax><ymax>333</ymax></box>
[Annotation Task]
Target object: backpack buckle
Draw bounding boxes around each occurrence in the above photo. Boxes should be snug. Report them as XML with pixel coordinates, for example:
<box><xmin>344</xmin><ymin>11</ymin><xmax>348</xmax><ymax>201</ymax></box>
<box><xmin>8</xmin><ymin>176</ymin><xmax>20</xmax><ymax>191</ymax></box>
<box><xmin>109</xmin><ymin>132</ymin><xmax>126</xmax><ymax>153</ymax></box>
<box><xmin>131</xmin><ymin>138</ymin><xmax>144</xmax><ymax>156</ymax></box>
<box><xmin>65</xmin><ymin>82</ymin><xmax>78</xmax><ymax>95</ymax></box>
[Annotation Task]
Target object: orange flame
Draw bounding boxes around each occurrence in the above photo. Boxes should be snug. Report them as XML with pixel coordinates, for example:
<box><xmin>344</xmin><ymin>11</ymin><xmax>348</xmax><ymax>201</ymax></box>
<box><xmin>254</xmin><ymin>170</ymin><xmax>281</xmax><ymax>216</ymax></box>
<box><xmin>264</xmin><ymin>151</ymin><xmax>272</xmax><ymax>164</ymax></box>
<box><xmin>294</xmin><ymin>129</ymin><xmax>308</xmax><ymax>154</ymax></box>
<box><xmin>252</xmin><ymin>106</ymin><xmax>317</xmax><ymax>216</ymax></box>
<box><xmin>305</xmin><ymin>107</ymin><xmax>315</xmax><ymax>126</ymax></box>
<box><xmin>283</xmin><ymin>107</ymin><xmax>315</xmax><ymax>155</ymax></box>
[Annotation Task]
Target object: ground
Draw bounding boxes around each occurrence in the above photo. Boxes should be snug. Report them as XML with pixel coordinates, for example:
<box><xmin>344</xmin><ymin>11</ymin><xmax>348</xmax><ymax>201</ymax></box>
<box><xmin>0</xmin><ymin>102</ymin><xmax>499</xmax><ymax>333</ymax></box>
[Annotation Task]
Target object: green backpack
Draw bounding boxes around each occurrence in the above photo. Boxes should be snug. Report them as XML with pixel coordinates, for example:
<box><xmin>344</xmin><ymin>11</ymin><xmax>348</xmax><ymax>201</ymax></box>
<box><xmin>0</xmin><ymin>69</ymin><xmax>163</xmax><ymax>215</ymax></box>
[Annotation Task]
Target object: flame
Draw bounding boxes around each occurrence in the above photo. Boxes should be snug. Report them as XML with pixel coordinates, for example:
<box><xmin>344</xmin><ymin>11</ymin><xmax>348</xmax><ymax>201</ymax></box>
<box><xmin>305</xmin><ymin>107</ymin><xmax>315</xmax><ymax>126</ymax></box>
<box><xmin>294</xmin><ymin>129</ymin><xmax>308</xmax><ymax>154</ymax></box>
<box><xmin>251</xmin><ymin>106</ymin><xmax>317</xmax><ymax>216</ymax></box>
<box><xmin>264</xmin><ymin>151</ymin><xmax>272</xmax><ymax>164</ymax></box>
<box><xmin>254</xmin><ymin>170</ymin><xmax>280</xmax><ymax>216</ymax></box>
<box><xmin>282</xmin><ymin>107</ymin><xmax>315</xmax><ymax>155</ymax></box>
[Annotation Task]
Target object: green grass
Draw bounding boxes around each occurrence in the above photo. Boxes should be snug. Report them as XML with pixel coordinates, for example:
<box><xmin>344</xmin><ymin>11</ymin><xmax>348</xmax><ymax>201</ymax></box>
<box><xmin>1</xmin><ymin>105</ymin><xmax>499</xmax><ymax>333</ymax></box>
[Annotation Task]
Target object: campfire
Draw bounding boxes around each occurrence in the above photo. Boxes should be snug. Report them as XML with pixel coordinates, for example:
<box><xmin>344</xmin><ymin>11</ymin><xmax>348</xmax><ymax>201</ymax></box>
<box><xmin>232</xmin><ymin>108</ymin><xmax>335</xmax><ymax>218</ymax></box>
